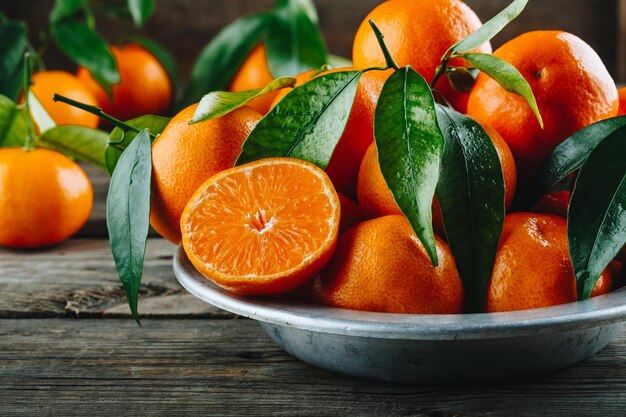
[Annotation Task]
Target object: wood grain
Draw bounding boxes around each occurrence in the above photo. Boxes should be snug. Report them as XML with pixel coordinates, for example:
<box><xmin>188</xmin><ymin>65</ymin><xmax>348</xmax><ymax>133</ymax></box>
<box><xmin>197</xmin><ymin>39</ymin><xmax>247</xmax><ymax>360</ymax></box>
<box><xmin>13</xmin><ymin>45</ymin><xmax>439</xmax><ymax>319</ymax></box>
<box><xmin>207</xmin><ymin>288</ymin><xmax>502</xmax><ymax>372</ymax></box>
<box><xmin>0</xmin><ymin>319</ymin><xmax>625</xmax><ymax>417</ymax></box>
<box><xmin>0</xmin><ymin>238</ymin><xmax>232</xmax><ymax>318</ymax></box>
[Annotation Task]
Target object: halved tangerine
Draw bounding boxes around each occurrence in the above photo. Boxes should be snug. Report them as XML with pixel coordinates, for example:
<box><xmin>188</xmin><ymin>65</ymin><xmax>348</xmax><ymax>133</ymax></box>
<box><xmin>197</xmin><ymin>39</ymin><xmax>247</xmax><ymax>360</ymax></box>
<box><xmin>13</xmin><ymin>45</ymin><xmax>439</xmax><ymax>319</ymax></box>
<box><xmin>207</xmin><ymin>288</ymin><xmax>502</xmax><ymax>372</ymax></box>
<box><xmin>180</xmin><ymin>158</ymin><xmax>341</xmax><ymax>295</ymax></box>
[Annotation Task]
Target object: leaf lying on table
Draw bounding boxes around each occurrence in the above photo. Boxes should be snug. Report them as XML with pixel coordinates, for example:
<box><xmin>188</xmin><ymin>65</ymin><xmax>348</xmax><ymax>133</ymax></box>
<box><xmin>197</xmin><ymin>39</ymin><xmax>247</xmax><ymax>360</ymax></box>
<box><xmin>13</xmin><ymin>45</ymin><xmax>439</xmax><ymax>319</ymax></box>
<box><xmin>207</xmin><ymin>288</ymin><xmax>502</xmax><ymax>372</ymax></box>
<box><xmin>190</xmin><ymin>77</ymin><xmax>296</xmax><ymax>123</ymax></box>
<box><xmin>105</xmin><ymin>114</ymin><xmax>170</xmax><ymax>174</ymax></box>
<box><xmin>266</xmin><ymin>0</ymin><xmax>328</xmax><ymax>77</ymax></box>
<box><xmin>374</xmin><ymin>66</ymin><xmax>444</xmax><ymax>266</ymax></box>
<box><xmin>178</xmin><ymin>12</ymin><xmax>271</xmax><ymax>109</ymax></box>
<box><xmin>524</xmin><ymin>116</ymin><xmax>626</xmax><ymax>206</ymax></box>
<box><xmin>436</xmin><ymin>105</ymin><xmax>505</xmax><ymax>312</ymax></box>
<box><xmin>106</xmin><ymin>129</ymin><xmax>153</xmax><ymax>324</ymax></box>
<box><xmin>236</xmin><ymin>70</ymin><xmax>362</xmax><ymax>168</ymax></box>
<box><xmin>568</xmin><ymin>124</ymin><xmax>626</xmax><ymax>300</ymax></box>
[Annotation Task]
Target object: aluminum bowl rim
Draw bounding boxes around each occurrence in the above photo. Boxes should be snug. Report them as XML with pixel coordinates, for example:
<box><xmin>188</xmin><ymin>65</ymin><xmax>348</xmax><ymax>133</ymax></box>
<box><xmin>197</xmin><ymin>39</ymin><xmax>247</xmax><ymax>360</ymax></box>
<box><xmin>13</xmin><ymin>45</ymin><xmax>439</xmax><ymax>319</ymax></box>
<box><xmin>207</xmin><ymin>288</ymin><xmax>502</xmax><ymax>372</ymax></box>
<box><xmin>174</xmin><ymin>247</ymin><xmax>626</xmax><ymax>340</ymax></box>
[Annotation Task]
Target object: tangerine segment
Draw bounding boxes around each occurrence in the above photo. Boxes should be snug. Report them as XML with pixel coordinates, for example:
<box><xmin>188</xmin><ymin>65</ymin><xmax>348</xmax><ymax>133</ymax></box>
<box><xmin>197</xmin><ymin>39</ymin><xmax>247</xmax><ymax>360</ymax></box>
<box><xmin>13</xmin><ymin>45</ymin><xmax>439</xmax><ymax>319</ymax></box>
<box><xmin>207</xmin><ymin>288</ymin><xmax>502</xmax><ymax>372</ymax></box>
<box><xmin>181</xmin><ymin>158</ymin><xmax>341</xmax><ymax>295</ymax></box>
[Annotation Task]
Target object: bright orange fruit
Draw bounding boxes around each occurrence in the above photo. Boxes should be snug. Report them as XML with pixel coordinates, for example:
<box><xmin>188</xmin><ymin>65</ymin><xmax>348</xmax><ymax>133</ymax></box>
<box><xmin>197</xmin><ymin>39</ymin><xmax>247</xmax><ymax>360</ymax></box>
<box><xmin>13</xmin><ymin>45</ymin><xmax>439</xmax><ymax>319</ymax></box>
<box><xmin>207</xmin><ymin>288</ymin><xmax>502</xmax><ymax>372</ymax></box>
<box><xmin>357</xmin><ymin>123</ymin><xmax>517</xmax><ymax>235</ymax></box>
<box><xmin>467</xmin><ymin>31</ymin><xmax>619</xmax><ymax>184</ymax></box>
<box><xmin>77</xmin><ymin>43</ymin><xmax>172</xmax><ymax>121</ymax></box>
<box><xmin>150</xmin><ymin>104</ymin><xmax>262</xmax><ymax>244</ymax></box>
<box><xmin>352</xmin><ymin>0</ymin><xmax>491</xmax><ymax>112</ymax></box>
<box><xmin>313</xmin><ymin>215</ymin><xmax>464</xmax><ymax>314</ymax></box>
<box><xmin>29</xmin><ymin>70</ymin><xmax>99</xmax><ymax>128</ymax></box>
<box><xmin>181</xmin><ymin>157</ymin><xmax>341</xmax><ymax>295</ymax></box>
<box><xmin>229</xmin><ymin>44</ymin><xmax>278</xmax><ymax>115</ymax></box>
<box><xmin>618</xmin><ymin>87</ymin><xmax>626</xmax><ymax>116</ymax></box>
<box><xmin>0</xmin><ymin>148</ymin><xmax>93</xmax><ymax>248</ymax></box>
<box><xmin>486</xmin><ymin>213</ymin><xmax>613</xmax><ymax>313</ymax></box>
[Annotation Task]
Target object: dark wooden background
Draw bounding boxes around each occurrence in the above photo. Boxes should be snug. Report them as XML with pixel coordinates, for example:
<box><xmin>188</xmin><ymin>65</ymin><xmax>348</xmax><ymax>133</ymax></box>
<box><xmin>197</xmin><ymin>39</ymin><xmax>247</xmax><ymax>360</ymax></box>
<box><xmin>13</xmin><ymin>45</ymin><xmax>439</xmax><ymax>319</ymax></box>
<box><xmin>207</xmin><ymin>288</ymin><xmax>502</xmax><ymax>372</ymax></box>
<box><xmin>3</xmin><ymin>0</ymin><xmax>626</xmax><ymax>85</ymax></box>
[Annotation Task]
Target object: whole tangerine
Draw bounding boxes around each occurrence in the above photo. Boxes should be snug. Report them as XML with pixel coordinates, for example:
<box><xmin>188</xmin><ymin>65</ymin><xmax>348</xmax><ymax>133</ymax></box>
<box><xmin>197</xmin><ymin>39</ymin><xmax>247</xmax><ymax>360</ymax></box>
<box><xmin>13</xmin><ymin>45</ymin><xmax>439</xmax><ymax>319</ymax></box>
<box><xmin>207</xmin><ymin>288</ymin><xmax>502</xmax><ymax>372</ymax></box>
<box><xmin>0</xmin><ymin>148</ymin><xmax>93</xmax><ymax>248</ymax></box>
<box><xmin>313</xmin><ymin>215</ymin><xmax>464</xmax><ymax>314</ymax></box>
<box><xmin>467</xmin><ymin>31</ymin><xmax>619</xmax><ymax>184</ymax></box>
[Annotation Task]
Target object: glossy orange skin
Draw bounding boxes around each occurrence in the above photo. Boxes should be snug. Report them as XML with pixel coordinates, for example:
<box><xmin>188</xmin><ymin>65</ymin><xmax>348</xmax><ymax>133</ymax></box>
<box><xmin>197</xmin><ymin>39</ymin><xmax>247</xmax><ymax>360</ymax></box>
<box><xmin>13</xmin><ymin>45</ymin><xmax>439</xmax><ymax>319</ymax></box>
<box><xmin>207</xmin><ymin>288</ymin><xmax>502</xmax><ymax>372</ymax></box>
<box><xmin>487</xmin><ymin>213</ymin><xmax>613</xmax><ymax>313</ymax></box>
<box><xmin>272</xmin><ymin>68</ymin><xmax>391</xmax><ymax>198</ymax></box>
<box><xmin>29</xmin><ymin>71</ymin><xmax>99</xmax><ymax>128</ymax></box>
<box><xmin>468</xmin><ymin>31</ymin><xmax>619</xmax><ymax>184</ymax></box>
<box><xmin>313</xmin><ymin>215</ymin><xmax>464</xmax><ymax>314</ymax></box>
<box><xmin>77</xmin><ymin>44</ymin><xmax>172</xmax><ymax>121</ymax></box>
<box><xmin>352</xmin><ymin>0</ymin><xmax>491</xmax><ymax>113</ymax></box>
<box><xmin>0</xmin><ymin>148</ymin><xmax>93</xmax><ymax>248</ymax></box>
<box><xmin>357</xmin><ymin>123</ymin><xmax>517</xmax><ymax>236</ymax></box>
<box><xmin>618</xmin><ymin>87</ymin><xmax>626</xmax><ymax>116</ymax></box>
<box><xmin>229</xmin><ymin>44</ymin><xmax>278</xmax><ymax>115</ymax></box>
<box><xmin>150</xmin><ymin>104</ymin><xmax>262</xmax><ymax>243</ymax></box>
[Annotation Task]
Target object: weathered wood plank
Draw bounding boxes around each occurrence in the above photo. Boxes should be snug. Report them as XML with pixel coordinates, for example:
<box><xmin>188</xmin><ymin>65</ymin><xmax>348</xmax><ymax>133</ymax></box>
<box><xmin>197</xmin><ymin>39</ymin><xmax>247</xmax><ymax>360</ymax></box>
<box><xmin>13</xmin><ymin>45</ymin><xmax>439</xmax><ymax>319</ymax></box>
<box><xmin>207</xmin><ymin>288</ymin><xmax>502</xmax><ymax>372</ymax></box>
<box><xmin>0</xmin><ymin>238</ymin><xmax>233</xmax><ymax>318</ymax></box>
<box><xmin>0</xmin><ymin>319</ymin><xmax>625</xmax><ymax>416</ymax></box>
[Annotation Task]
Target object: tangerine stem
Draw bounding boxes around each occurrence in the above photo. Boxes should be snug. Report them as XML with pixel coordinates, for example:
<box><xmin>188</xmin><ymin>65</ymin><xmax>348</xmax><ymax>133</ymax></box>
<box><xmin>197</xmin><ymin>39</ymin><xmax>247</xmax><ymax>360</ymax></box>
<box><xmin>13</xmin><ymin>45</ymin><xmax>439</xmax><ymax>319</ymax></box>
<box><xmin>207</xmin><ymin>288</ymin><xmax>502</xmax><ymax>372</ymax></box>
<box><xmin>22</xmin><ymin>51</ymin><xmax>37</xmax><ymax>151</ymax></box>
<box><xmin>368</xmin><ymin>19</ymin><xmax>400</xmax><ymax>71</ymax></box>
<box><xmin>53</xmin><ymin>94</ymin><xmax>157</xmax><ymax>139</ymax></box>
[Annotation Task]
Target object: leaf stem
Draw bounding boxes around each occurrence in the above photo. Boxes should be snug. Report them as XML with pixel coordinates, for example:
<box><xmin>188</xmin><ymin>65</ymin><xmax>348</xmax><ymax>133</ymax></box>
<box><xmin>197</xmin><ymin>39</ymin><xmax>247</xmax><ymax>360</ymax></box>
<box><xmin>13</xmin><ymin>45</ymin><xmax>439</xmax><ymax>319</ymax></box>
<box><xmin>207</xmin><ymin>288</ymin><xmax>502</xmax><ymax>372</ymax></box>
<box><xmin>53</xmin><ymin>94</ymin><xmax>157</xmax><ymax>139</ymax></box>
<box><xmin>368</xmin><ymin>19</ymin><xmax>399</xmax><ymax>71</ymax></box>
<box><xmin>22</xmin><ymin>51</ymin><xmax>37</xmax><ymax>151</ymax></box>
<box><xmin>430</xmin><ymin>57</ymin><xmax>451</xmax><ymax>89</ymax></box>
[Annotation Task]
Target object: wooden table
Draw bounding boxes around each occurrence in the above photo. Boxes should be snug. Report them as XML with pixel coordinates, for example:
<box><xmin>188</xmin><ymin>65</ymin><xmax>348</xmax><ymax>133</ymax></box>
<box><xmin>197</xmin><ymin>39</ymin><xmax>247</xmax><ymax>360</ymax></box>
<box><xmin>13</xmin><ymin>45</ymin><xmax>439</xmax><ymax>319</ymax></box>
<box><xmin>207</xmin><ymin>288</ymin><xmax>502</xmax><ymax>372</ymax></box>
<box><xmin>2</xmin><ymin>166</ymin><xmax>626</xmax><ymax>416</ymax></box>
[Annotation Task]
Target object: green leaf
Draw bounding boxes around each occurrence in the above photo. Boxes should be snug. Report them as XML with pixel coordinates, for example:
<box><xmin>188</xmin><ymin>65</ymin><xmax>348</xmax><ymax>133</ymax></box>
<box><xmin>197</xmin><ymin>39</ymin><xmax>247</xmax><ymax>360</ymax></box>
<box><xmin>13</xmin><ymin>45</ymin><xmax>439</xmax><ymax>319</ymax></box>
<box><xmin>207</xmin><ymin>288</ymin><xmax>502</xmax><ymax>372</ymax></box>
<box><xmin>50</xmin><ymin>0</ymin><xmax>88</xmax><ymax>22</ymax></box>
<box><xmin>374</xmin><ymin>66</ymin><xmax>444</xmax><ymax>265</ymax></box>
<box><xmin>105</xmin><ymin>115</ymin><xmax>170</xmax><ymax>174</ymax></box>
<box><xmin>50</xmin><ymin>0</ymin><xmax>119</xmax><ymax>93</ymax></box>
<box><xmin>39</xmin><ymin>126</ymin><xmax>109</xmax><ymax>171</ymax></box>
<box><xmin>127</xmin><ymin>0</ymin><xmax>154</xmax><ymax>27</ymax></box>
<box><xmin>0</xmin><ymin>20</ymin><xmax>27</xmax><ymax>101</ymax></box>
<box><xmin>0</xmin><ymin>95</ymin><xmax>28</xmax><ymax>147</ymax></box>
<box><xmin>266</xmin><ymin>0</ymin><xmax>328</xmax><ymax>77</ymax></box>
<box><xmin>178</xmin><ymin>12</ymin><xmax>270</xmax><ymax>109</ymax></box>
<box><xmin>449</xmin><ymin>0</ymin><xmax>528</xmax><ymax>55</ymax></box>
<box><xmin>435</xmin><ymin>105</ymin><xmax>505</xmax><ymax>312</ymax></box>
<box><xmin>106</xmin><ymin>129</ymin><xmax>152</xmax><ymax>323</ymax></box>
<box><xmin>525</xmin><ymin>116</ymin><xmax>626</xmax><ymax>206</ymax></box>
<box><xmin>191</xmin><ymin>77</ymin><xmax>296</xmax><ymax>123</ymax></box>
<box><xmin>463</xmin><ymin>52</ymin><xmax>543</xmax><ymax>128</ymax></box>
<box><xmin>132</xmin><ymin>36</ymin><xmax>179</xmax><ymax>92</ymax></box>
<box><xmin>27</xmin><ymin>91</ymin><xmax>56</xmax><ymax>134</ymax></box>
<box><xmin>568</xmin><ymin>125</ymin><xmax>626</xmax><ymax>300</ymax></box>
<box><xmin>236</xmin><ymin>70</ymin><xmax>361</xmax><ymax>168</ymax></box>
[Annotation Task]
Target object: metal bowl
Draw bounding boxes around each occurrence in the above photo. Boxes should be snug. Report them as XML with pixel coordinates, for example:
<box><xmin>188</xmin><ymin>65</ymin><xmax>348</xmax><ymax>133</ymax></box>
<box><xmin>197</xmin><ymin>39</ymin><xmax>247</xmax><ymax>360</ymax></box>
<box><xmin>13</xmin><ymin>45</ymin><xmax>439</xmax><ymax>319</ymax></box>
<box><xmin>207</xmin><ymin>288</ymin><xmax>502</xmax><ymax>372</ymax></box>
<box><xmin>173</xmin><ymin>247</ymin><xmax>626</xmax><ymax>384</ymax></box>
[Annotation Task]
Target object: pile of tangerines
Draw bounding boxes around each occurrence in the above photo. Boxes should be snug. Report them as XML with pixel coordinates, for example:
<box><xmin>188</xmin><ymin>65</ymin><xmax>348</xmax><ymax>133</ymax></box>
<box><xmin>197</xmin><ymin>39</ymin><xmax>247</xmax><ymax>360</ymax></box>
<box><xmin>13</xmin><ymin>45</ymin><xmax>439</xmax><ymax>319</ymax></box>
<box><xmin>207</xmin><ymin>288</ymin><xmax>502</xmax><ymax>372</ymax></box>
<box><xmin>2</xmin><ymin>0</ymin><xmax>625</xmax><ymax>316</ymax></box>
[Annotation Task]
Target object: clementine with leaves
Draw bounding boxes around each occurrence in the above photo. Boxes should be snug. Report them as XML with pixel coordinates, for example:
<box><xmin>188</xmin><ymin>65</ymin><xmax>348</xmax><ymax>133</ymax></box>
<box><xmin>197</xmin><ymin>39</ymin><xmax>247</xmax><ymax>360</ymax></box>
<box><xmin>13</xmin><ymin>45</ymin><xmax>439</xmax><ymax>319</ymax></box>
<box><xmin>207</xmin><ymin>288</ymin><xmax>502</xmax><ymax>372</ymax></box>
<box><xmin>229</xmin><ymin>44</ymin><xmax>279</xmax><ymax>115</ymax></box>
<box><xmin>313</xmin><ymin>215</ymin><xmax>463</xmax><ymax>314</ymax></box>
<box><xmin>487</xmin><ymin>213</ymin><xmax>613</xmax><ymax>313</ymax></box>
<box><xmin>357</xmin><ymin>123</ymin><xmax>517</xmax><ymax>236</ymax></box>
<box><xmin>468</xmin><ymin>31</ymin><xmax>619</xmax><ymax>184</ymax></box>
<box><xmin>77</xmin><ymin>43</ymin><xmax>172</xmax><ymax>121</ymax></box>
<box><xmin>352</xmin><ymin>0</ymin><xmax>491</xmax><ymax>112</ymax></box>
